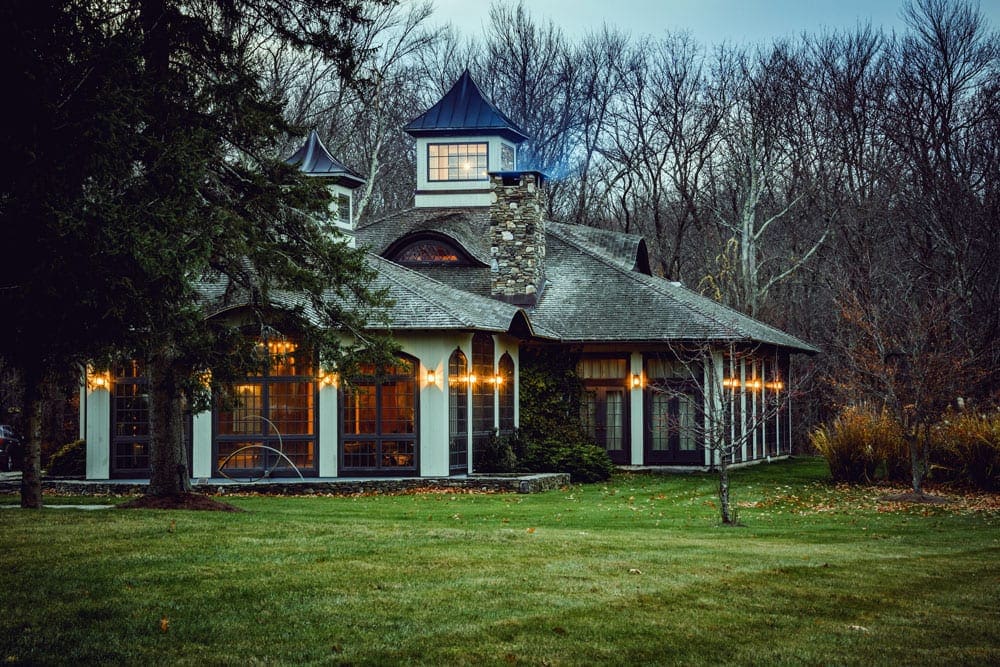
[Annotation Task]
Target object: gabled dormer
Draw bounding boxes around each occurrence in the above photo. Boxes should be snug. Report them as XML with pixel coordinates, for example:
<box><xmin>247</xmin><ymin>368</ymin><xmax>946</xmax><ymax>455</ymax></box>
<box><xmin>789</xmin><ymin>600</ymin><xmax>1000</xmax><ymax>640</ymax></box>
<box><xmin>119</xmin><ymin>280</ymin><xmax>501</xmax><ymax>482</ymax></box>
<box><xmin>404</xmin><ymin>70</ymin><xmax>529</xmax><ymax>208</ymax></box>
<box><xmin>285</xmin><ymin>130</ymin><xmax>365</xmax><ymax>246</ymax></box>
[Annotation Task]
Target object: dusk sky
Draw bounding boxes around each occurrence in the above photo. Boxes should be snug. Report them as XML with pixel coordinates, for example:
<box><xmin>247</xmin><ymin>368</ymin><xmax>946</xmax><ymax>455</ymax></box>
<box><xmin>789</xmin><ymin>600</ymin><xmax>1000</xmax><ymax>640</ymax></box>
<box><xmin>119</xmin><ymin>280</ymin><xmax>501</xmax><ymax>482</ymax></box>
<box><xmin>428</xmin><ymin>0</ymin><xmax>1000</xmax><ymax>46</ymax></box>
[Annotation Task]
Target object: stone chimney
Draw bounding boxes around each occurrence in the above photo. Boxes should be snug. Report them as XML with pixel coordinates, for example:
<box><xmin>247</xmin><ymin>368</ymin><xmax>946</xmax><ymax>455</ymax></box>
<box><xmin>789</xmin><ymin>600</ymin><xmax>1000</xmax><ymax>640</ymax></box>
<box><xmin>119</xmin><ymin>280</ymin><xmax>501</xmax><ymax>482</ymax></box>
<box><xmin>489</xmin><ymin>171</ymin><xmax>546</xmax><ymax>306</ymax></box>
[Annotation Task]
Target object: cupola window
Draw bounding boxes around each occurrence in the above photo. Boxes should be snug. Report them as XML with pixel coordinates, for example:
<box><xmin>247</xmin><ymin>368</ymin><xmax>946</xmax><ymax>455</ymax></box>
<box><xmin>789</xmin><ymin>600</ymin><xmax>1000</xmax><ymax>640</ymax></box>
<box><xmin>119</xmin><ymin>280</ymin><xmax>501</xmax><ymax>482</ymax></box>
<box><xmin>428</xmin><ymin>143</ymin><xmax>488</xmax><ymax>181</ymax></box>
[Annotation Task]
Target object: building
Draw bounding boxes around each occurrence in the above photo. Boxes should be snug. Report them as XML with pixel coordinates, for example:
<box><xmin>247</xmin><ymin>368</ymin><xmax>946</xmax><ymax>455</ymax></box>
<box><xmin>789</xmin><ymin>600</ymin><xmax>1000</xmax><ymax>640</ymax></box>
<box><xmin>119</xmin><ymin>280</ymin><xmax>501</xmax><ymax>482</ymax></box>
<box><xmin>81</xmin><ymin>70</ymin><xmax>816</xmax><ymax>481</ymax></box>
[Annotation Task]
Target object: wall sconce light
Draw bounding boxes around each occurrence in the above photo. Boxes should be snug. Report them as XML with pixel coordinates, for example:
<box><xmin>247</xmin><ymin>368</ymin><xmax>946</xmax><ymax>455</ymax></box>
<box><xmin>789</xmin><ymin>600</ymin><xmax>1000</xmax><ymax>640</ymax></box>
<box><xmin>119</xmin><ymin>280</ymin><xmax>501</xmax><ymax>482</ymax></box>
<box><xmin>88</xmin><ymin>369</ymin><xmax>112</xmax><ymax>391</ymax></box>
<box><xmin>468</xmin><ymin>373</ymin><xmax>477</xmax><ymax>384</ymax></box>
<box><xmin>494</xmin><ymin>374</ymin><xmax>504</xmax><ymax>386</ymax></box>
<box><xmin>631</xmin><ymin>373</ymin><xmax>642</xmax><ymax>388</ymax></box>
<box><xmin>426</xmin><ymin>369</ymin><xmax>437</xmax><ymax>385</ymax></box>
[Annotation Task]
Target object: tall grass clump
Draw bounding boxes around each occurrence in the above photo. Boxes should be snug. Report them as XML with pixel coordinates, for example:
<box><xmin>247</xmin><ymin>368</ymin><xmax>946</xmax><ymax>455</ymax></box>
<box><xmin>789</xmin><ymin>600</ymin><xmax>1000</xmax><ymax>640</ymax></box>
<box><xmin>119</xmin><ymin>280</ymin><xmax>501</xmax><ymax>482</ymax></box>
<box><xmin>931</xmin><ymin>411</ymin><xmax>1000</xmax><ymax>491</ymax></box>
<box><xmin>810</xmin><ymin>406</ymin><xmax>905</xmax><ymax>483</ymax></box>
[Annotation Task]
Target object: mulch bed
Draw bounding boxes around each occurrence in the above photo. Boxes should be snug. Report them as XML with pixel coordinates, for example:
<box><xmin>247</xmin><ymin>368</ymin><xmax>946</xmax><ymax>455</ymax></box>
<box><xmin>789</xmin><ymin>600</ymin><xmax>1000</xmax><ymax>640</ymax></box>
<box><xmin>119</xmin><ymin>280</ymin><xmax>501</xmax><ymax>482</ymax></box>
<box><xmin>117</xmin><ymin>492</ymin><xmax>243</xmax><ymax>512</ymax></box>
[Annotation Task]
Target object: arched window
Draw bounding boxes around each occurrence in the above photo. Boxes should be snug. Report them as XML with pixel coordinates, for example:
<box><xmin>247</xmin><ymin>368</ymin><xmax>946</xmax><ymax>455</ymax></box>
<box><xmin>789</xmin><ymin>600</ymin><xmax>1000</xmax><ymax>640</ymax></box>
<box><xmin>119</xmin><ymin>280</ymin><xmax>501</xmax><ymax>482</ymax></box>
<box><xmin>388</xmin><ymin>236</ymin><xmax>472</xmax><ymax>266</ymax></box>
<box><xmin>216</xmin><ymin>339</ymin><xmax>317</xmax><ymax>476</ymax></box>
<box><xmin>341</xmin><ymin>356</ymin><xmax>418</xmax><ymax>474</ymax></box>
<box><xmin>498</xmin><ymin>353</ymin><xmax>515</xmax><ymax>434</ymax></box>
<box><xmin>471</xmin><ymin>333</ymin><xmax>495</xmax><ymax>468</ymax></box>
<box><xmin>448</xmin><ymin>349</ymin><xmax>469</xmax><ymax>473</ymax></box>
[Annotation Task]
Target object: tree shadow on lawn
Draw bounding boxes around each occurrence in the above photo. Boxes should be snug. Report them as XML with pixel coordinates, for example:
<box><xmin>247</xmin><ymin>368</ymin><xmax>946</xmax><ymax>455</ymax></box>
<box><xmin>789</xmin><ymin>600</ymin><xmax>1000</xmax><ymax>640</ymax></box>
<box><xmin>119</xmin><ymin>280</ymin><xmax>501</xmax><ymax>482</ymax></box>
<box><xmin>117</xmin><ymin>493</ymin><xmax>243</xmax><ymax>512</ymax></box>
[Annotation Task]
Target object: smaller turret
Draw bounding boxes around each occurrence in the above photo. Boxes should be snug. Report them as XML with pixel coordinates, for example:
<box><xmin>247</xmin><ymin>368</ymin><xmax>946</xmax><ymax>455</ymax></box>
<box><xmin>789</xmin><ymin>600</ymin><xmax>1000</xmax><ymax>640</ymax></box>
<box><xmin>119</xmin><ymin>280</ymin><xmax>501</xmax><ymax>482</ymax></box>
<box><xmin>285</xmin><ymin>130</ymin><xmax>365</xmax><ymax>247</ymax></box>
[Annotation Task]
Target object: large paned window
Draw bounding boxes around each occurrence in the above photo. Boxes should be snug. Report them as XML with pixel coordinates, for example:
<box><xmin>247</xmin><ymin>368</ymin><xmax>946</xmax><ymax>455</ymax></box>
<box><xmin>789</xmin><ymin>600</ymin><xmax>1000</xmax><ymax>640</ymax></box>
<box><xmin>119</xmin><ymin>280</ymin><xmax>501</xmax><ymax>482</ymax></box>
<box><xmin>111</xmin><ymin>360</ymin><xmax>191</xmax><ymax>478</ymax></box>
<box><xmin>216</xmin><ymin>340</ymin><xmax>317</xmax><ymax>476</ymax></box>
<box><xmin>471</xmin><ymin>333</ymin><xmax>495</xmax><ymax>469</ymax></box>
<box><xmin>428</xmin><ymin>143</ymin><xmax>488</xmax><ymax>181</ymax></box>
<box><xmin>578</xmin><ymin>357</ymin><xmax>628</xmax><ymax>464</ymax></box>
<box><xmin>644</xmin><ymin>356</ymin><xmax>702</xmax><ymax>465</ymax></box>
<box><xmin>498</xmin><ymin>353</ymin><xmax>515</xmax><ymax>434</ymax></box>
<box><xmin>112</xmin><ymin>361</ymin><xmax>150</xmax><ymax>477</ymax></box>
<box><xmin>449</xmin><ymin>349</ymin><xmax>469</xmax><ymax>473</ymax></box>
<box><xmin>341</xmin><ymin>357</ymin><xmax>417</xmax><ymax>474</ymax></box>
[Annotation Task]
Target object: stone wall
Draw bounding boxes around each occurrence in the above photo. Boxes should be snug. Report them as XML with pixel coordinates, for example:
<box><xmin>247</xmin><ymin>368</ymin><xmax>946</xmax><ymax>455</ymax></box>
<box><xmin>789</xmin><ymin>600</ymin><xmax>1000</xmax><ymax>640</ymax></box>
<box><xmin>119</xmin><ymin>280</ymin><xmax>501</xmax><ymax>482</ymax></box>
<box><xmin>0</xmin><ymin>472</ymin><xmax>570</xmax><ymax>497</ymax></box>
<box><xmin>489</xmin><ymin>172</ymin><xmax>546</xmax><ymax>305</ymax></box>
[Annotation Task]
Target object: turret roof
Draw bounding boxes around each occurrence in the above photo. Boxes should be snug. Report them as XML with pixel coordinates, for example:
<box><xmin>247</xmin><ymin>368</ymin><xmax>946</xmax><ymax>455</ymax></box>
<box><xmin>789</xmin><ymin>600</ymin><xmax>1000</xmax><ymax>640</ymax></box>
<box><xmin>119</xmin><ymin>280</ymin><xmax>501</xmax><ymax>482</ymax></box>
<box><xmin>404</xmin><ymin>70</ymin><xmax>529</xmax><ymax>143</ymax></box>
<box><xmin>284</xmin><ymin>130</ymin><xmax>365</xmax><ymax>188</ymax></box>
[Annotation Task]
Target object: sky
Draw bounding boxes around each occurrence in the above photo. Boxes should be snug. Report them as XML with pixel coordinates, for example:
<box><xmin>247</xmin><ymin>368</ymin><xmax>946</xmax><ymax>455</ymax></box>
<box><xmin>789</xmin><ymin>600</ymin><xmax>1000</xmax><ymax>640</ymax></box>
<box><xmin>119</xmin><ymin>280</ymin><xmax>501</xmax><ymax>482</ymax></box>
<box><xmin>428</xmin><ymin>0</ymin><xmax>1000</xmax><ymax>46</ymax></box>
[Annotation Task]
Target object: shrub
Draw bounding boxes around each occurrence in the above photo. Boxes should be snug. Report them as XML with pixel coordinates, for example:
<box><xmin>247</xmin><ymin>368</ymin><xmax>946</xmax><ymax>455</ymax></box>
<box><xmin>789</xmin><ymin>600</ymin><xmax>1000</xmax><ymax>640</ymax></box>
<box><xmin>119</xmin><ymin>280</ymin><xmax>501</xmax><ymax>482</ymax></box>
<box><xmin>476</xmin><ymin>430</ymin><xmax>518</xmax><ymax>473</ymax></box>
<box><xmin>931</xmin><ymin>411</ymin><xmax>1000</xmax><ymax>491</ymax></box>
<box><xmin>810</xmin><ymin>406</ymin><xmax>905</xmax><ymax>483</ymax></box>
<box><xmin>519</xmin><ymin>435</ymin><xmax>614</xmax><ymax>484</ymax></box>
<box><xmin>46</xmin><ymin>439</ymin><xmax>86</xmax><ymax>477</ymax></box>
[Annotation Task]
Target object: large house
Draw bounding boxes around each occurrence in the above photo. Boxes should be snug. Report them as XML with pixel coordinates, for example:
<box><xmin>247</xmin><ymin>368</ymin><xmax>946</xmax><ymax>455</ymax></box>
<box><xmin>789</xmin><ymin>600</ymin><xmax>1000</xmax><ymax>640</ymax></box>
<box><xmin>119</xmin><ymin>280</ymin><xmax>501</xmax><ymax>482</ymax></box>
<box><xmin>81</xmin><ymin>71</ymin><xmax>815</xmax><ymax>481</ymax></box>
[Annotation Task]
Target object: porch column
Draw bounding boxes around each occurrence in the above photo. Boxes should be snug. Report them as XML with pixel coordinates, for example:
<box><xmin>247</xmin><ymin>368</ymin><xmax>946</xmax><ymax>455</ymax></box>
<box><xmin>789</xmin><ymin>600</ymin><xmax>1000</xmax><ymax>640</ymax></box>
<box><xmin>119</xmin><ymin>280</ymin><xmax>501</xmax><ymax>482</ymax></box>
<box><xmin>191</xmin><ymin>411</ymin><xmax>212</xmax><ymax>479</ymax></box>
<box><xmin>629</xmin><ymin>351</ymin><xmax>644</xmax><ymax>465</ymax></box>
<box><xmin>84</xmin><ymin>376</ymin><xmax>110</xmax><ymax>480</ymax></box>
<box><xmin>420</xmin><ymin>356</ymin><xmax>449</xmax><ymax>477</ymax></box>
<box><xmin>318</xmin><ymin>378</ymin><xmax>338</xmax><ymax>477</ymax></box>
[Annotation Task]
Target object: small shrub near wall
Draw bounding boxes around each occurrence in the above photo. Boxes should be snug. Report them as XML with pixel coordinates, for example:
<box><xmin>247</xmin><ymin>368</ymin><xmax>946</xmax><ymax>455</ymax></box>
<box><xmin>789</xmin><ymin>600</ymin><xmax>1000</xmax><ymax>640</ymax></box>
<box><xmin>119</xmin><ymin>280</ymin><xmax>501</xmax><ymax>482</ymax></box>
<box><xmin>46</xmin><ymin>439</ymin><xmax>86</xmax><ymax>477</ymax></box>
<box><xmin>931</xmin><ymin>411</ymin><xmax>1000</xmax><ymax>491</ymax></box>
<box><xmin>809</xmin><ymin>406</ymin><xmax>905</xmax><ymax>483</ymax></box>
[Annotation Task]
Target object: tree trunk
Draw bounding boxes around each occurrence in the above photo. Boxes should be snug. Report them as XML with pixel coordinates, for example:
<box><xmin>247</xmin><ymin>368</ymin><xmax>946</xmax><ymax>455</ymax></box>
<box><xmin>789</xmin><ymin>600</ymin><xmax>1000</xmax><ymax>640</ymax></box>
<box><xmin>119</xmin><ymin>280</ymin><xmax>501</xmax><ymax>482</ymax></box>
<box><xmin>718</xmin><ymin>454</ymin><xmax>734</xmax><ymax>525</ymax></box>
<box><xmin>907</xmin><ymin>433</ymin><xmax>924</xmax><ymax>496</ymax></box>
<box><xmin>146</xmin><ymin>345</ymin><xmax>191</xmax><ymax>497</ymax></box>
<box><xmin>19</xmin><ymin>369</ymin><xmax>43</xmax><ymax>509</ymax></box>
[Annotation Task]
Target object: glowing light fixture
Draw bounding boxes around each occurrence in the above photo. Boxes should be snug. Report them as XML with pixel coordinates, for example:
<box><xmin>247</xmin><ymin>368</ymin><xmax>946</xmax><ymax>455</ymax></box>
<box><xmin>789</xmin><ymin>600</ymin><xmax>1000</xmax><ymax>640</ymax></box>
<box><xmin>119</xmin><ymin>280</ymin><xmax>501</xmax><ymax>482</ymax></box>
<box><xmin>631</xmin><ymin>373</ymin><xmax>642</xmax><ymax>388</ymax></box>
<box><xmin>426</xmin><ymin>369</ymin><xmax>437</xmax><ymax>385</ymax></box>
<box><xmin>87</xmin><ymin>368</ymin><xmax>112</xmax><ymax>391</ymax></box>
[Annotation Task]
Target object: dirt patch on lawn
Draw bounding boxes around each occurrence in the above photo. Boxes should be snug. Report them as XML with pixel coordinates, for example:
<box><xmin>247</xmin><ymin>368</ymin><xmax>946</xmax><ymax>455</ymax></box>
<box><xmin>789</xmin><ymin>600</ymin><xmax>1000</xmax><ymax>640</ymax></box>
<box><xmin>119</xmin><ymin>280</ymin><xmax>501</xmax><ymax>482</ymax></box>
<box><xmin>117</xmin><ymin>492</ymin><xmax>243</xmax><ymax>512</ymax></box>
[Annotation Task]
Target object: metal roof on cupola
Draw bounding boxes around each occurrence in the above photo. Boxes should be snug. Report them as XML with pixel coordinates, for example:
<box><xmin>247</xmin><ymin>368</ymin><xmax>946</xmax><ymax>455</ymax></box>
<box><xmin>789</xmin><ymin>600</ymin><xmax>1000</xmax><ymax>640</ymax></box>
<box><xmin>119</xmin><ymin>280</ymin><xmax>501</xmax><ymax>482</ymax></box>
<box><xmin>404</xmin><ymin>69</ymin><xmax>530</xmax><ymax>144</ymax></box>
<box><xmin>284</xmin><ymin>130</ymin><xmax>365</xmax><ymax>189</ymax></box>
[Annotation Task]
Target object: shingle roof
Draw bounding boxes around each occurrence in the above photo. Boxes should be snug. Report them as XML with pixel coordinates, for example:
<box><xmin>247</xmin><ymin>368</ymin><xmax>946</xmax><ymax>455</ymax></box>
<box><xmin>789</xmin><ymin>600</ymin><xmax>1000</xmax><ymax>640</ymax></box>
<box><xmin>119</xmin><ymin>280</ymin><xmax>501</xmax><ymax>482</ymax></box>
<box><xmin>194</xmin><ymin>254</ymin><xmax>541</xmax><ymax>338</ymax></box>
<box><xmin>285</xmin><ymin>130</ymin><xmax>365</xmax><ymax>188</ymax></box>
<box><xmin>534</xmin><ymin>225</ymin><xmax>818</xmax><ymax>352</ymax></box>
<box><xmin>358</xmin><ymin>207</ymin><xmax>816</xmax><ymax>352</ymax></box>
<box><xmin>404</xmin><ymin>70</ymin><xmax>529</xmax><ymax>143</ymax></box>
<box><xmin>359</xmin><ymin>207</ymin><xmax>492</xmax><ymax>265</ymax></box>
<box><xmin>365</xmin><ymin>254</ymin><xmax>538</xmax><ymax>335</ymax></box>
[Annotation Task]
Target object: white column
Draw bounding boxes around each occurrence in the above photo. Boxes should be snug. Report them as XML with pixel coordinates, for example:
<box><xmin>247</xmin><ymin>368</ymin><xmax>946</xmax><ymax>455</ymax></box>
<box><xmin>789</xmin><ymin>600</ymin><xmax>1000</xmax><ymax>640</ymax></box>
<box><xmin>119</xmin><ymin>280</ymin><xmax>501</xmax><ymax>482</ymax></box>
<box><xmin>705</xmin><ymin>351</ymin><xmax>724</xmax><ymax>467</ymax></box>
<box><xmin>318</xmin><ymin>380</ymin><xmax>338</xmax><ymax>477</ymax></box>
<box><xmin>420</xmin><ymin>357</ymin><xmax>449</xmax><ymax>477</ymax></box>
<box><xmin>191</xmin><ymin>411</ymin><xmax>212</xmax><ymax>479</ymax></box>
<box><xmin>629</xmin><ymin>351</ymin><xmax>644</xmax><ymax>465</ymax></box>
<box><xmin>85</xmin><ymin>385</ymin><xmax>110</xmax><ymax>480</ymax></box>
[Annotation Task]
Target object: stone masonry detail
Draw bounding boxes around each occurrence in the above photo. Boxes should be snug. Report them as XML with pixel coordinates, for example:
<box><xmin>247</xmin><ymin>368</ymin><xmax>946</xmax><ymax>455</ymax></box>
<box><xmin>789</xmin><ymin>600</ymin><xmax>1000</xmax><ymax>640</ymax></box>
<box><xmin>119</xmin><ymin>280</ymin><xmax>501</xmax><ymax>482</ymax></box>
<box><xmin>489</xmin><ymin>172</ymin><xmax>546</xmax><ymax>305</ymax></box>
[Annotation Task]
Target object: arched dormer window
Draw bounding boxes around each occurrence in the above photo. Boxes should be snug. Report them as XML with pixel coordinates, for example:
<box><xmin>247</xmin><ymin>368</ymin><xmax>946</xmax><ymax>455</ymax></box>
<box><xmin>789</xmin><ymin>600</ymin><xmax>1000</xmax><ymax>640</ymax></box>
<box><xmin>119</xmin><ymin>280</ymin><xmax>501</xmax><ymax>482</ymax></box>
<box><xmin>387</xmin><ymin>233</ymin><xmax>477</xmax><ymax>267</ymax></box>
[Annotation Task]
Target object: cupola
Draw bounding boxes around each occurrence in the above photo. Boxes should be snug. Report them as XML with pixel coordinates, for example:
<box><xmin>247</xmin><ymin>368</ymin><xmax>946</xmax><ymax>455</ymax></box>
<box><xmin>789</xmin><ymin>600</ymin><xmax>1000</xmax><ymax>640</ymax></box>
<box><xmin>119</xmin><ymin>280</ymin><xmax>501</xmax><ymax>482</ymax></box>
<box><xmin>285</xmin><ymin>130</ymin><xmax>365</xmax><ymax>246</ymax></box>
<box><xmin>404</xmin><ymin>70</ymin><xmax>529</xmax><ymax>208</ymax></box>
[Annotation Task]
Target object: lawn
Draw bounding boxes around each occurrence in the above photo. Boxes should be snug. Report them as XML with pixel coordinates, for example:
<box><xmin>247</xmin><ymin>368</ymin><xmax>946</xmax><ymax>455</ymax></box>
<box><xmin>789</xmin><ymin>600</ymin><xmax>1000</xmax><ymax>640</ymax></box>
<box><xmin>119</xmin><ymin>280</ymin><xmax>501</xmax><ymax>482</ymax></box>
<box><xmin>1</xmin><ymin>458</ymin><xmax>997</xmax><ymax>666</ymax></box>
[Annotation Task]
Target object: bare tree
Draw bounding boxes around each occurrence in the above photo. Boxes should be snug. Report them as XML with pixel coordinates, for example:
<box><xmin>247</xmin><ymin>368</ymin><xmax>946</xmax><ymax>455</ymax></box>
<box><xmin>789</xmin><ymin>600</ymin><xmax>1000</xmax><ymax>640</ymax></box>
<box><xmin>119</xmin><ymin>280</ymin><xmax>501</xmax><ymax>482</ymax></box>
<box><xmin>649</xmin><ymin>342</ymin><xmax>791</xmax><ymax>524</ymax></box>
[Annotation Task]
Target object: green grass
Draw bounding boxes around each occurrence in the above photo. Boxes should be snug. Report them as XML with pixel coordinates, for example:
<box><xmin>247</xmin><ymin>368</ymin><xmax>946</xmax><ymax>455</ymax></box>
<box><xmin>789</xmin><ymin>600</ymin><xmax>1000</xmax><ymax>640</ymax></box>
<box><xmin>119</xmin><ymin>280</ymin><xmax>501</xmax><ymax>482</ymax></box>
<box><xmin>1</xmin><ymin>458</ymin><xmax>997</xmax><ymax>665</ymax></box>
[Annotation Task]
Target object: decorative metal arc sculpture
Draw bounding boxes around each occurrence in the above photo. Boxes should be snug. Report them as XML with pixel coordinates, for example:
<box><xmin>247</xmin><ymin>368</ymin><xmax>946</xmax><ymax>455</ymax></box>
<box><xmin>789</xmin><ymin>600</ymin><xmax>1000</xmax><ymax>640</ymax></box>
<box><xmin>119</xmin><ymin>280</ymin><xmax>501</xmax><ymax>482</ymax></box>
<box><xmin>217</xmin><ymin>415</ymin><xmax>305</xmax><ymax>482</ymax></box>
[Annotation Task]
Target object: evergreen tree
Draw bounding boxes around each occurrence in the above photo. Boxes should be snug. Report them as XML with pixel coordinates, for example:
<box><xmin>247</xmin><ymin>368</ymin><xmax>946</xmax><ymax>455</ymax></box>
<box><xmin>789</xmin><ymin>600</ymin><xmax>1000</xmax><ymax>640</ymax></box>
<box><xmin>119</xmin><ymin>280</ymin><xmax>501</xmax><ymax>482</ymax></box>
<box><xmin>0</xmin><ymin>0</ymin><xmax>393</xmax><ymax>504</ymax></box>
